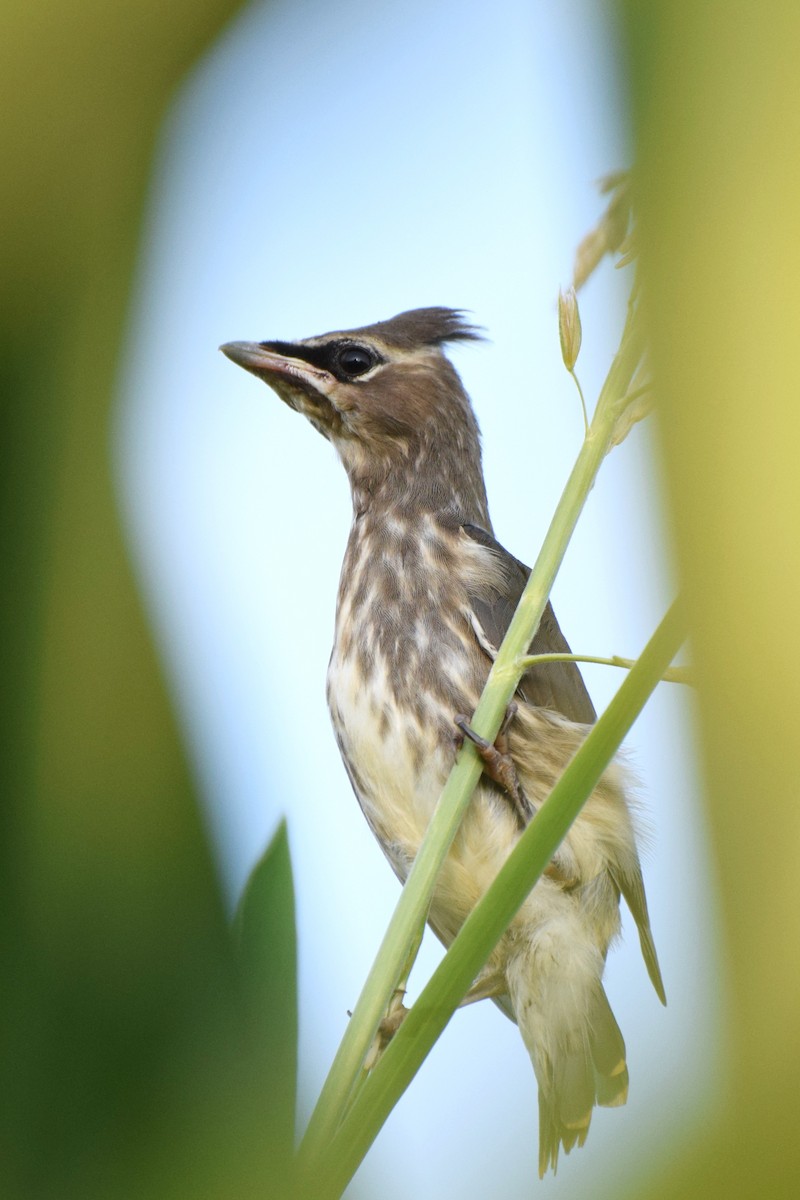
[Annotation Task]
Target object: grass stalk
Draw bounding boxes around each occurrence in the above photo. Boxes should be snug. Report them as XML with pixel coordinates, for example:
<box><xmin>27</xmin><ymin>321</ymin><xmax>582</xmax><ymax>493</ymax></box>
<box><xmin>519</xmin><ymin>651</ymin><xmax>692</xmax><ymax>685</ymax></box>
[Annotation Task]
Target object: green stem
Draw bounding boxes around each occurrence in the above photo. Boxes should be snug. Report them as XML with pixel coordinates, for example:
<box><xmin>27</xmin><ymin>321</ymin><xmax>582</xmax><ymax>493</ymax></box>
<box><xmin>315</xmin><ymin>599</ymin><xmax>686</xmax><ymax>1200</ymax></box>
<box><xmin>570</xmin><ymin>368</ymin><xmax>590</xmax><ymax>434</ymax></box>
<box><xmin>519</xmin><ymin>650</ymin><xmax>693</xmax><ymax>685</ymax></box>
<box><xmin>296</xmin><ymin>299</ymin><xmax>646</xmax><ymax>1175</ymax></box>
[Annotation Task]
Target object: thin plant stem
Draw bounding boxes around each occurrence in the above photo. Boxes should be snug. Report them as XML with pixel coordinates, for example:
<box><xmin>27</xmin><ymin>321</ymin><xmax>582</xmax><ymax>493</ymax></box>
<box><xmin>570</xmin><ymin>368</ymin><xmax>590</xmax><ymax>434</ymax></box>
<box><xmin>519</xmin><ymin>650</ymin><xmax>693</xmax><ymax>685</ymax></box>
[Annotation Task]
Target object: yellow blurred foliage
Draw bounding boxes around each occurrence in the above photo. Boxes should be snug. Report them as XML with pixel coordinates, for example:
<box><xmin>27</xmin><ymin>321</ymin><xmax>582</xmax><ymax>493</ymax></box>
<box><xmin>623</xmin><ymin>1</ymin><xmax>800</xmax><ymax>1195</ymax></box>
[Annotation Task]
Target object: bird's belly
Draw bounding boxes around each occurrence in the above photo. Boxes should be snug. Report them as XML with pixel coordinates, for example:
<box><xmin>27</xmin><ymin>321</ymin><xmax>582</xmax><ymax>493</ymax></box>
<box><xmin>326</xmin><ymin>647</ymin><xmax>455</xmax><ymax>879</ymax></box>
<box><xmin>326</xmin><ymin>642</ymin><xmax>527</xmax><ymax>943</ymax></box>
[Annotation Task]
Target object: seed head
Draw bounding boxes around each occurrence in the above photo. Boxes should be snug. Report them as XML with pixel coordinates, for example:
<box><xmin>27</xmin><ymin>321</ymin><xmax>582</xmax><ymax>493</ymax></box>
<box><xmin>558</xmin><ymin>287</ymin><xmax>583</xmax><ymax>372</ymax></box>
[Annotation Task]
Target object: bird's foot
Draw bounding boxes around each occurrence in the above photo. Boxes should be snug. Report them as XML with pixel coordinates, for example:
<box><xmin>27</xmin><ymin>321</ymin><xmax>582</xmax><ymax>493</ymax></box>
<box><xmin>363</xmin><ymin>989</ymin><xmax>409</xmax><ymax>1071</ymax></box>
<box><xmin>454</xmin><ymin>704</ymin><xmax>533</xmax><ymax>825</ymax></box>
<box><xmin>458</xmin><ymin>968</ymin><xmax>508</xmax><ymax>1007</ymax></box>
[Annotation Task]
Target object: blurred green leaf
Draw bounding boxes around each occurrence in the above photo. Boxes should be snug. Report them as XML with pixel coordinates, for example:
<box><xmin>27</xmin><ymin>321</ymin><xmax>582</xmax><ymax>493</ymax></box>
<box><xmin>234</xmin><ymin>821</ymin><xmax>299</xmax><ymax>1160</ymax></box>
<box><xmin>0</xmin><ymin>3</ymin><xmax>301</xmax><ymax>1199</ymax></box>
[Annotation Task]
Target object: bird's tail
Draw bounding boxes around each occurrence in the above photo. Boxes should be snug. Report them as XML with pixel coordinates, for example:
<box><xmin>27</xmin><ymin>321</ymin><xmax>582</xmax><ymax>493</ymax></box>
<box><xmin>507</xmin><ymin>938</ymin><xmax>628</xmax><ymax>1177</ymax></box>
<box><xmin>535</xmin><ymin>986</ymin><xmax>628</xmax><ymax>1176</ymax></box>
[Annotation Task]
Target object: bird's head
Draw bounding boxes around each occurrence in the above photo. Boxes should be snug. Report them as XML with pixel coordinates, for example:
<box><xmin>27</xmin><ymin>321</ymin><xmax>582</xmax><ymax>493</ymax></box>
<box><xmin>221</xmin><ymin>308</ymin><xmax>486</xmax><ymax>505</ymax></box>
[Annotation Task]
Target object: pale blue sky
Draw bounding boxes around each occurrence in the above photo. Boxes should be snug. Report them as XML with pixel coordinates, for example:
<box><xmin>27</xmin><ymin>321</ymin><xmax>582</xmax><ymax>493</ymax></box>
<box><xmin>116</xmin><ymin>1</ymin><xmax>721</xmax><ymax>1196</ymax></box>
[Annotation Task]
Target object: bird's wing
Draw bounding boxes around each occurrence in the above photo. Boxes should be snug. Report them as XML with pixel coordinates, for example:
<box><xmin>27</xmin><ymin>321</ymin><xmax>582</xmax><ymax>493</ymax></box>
<box><xmin>462</xmin><ymin>523</ymin><xmax>667</xmax><ymax>1007</ymax></box>
<box><xmin>461</xmin><ymin>523</ymin><xmax>596</xmax><ymax>724</ymax></box>
<box><xmin>610</xmin><ymin>862</ymin><xmax>667</xmax><ymax>1005</ymax></box>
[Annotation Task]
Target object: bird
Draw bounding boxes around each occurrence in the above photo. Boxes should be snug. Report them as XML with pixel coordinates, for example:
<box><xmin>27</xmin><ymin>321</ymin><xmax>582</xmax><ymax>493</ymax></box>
<box><xmin>220</xmin><ymin>307</ymin><xmax>665</xmax><ymax>1176</ymax></box>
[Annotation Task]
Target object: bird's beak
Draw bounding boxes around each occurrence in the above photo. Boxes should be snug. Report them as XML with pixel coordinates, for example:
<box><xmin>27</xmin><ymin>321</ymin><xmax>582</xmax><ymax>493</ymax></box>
<box><xmin>220</xmin><ymin>340</ymin><xmax>341</xmax><ymax>436</ymax></box>
<box><xmin>220</xmin><ymin>341</ymin><xmax>331</xmax><ymax>391</ymax></box>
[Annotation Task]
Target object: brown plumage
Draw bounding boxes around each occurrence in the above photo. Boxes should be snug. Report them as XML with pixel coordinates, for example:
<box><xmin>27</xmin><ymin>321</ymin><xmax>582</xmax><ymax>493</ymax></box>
<box><xmin>221</xmin><ymin>307</ymin><xmax>665</xmax><ymax>1176</ymax></box>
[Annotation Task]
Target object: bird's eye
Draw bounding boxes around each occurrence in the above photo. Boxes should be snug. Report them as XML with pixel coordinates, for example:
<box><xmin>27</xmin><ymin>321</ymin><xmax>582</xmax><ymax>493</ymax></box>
<box><xmin>336</xmin><ymin>345</ymin><xmax>375</xmax><ymax>378</ymax></box>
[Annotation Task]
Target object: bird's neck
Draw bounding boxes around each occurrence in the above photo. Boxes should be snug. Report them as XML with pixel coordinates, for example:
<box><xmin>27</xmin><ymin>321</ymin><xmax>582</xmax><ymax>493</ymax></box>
<box><xmin>343</xmin><ymin>438</ymin><xmax>491</xmax><ymax>530</ymax></box>
<box><xmin>332</xmin><ymin>449</ymin><xmax>491</xmax><ymax>720</ymax></box>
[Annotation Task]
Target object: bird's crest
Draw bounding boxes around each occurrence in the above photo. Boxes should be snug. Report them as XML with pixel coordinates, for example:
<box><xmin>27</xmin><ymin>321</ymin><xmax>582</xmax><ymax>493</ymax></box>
<box><xmin>345</xmin><ymin>307</ymin><xmax>484</xmax><ymax>351</ymax></box>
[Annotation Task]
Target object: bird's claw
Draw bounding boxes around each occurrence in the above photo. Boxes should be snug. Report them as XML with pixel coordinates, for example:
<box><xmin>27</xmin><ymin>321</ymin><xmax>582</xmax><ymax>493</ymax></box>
<box><xmin>458</xmin><ymin>968</ymin><xmax>509</xmax><ymax>1007</ymax></box>
<box><xmin>454</xmin><ymin>707</ymin><xmax>533</xmax><ymax>826</ymax></box>
<box><xmin>364</xmin><ymin>991</ymin><xmax>409</xmax><ymax>1071</ymax></box>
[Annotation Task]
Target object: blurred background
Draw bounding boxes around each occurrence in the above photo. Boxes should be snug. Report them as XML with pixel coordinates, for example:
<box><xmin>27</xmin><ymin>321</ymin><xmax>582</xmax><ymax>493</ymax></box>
<box><xmin>2</xmin><ymin>1</ymin><xmax>799</xmax><ymax>1198</ymax></box>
